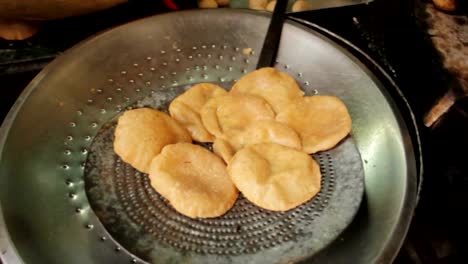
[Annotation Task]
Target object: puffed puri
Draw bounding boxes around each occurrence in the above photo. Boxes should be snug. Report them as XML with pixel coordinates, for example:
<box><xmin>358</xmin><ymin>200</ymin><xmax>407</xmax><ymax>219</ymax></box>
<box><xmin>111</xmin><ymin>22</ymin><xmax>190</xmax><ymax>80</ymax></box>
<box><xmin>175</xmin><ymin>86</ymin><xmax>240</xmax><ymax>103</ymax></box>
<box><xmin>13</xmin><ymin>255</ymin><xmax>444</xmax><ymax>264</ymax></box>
<box><xmin>228</xmin><ymin>143</ymin><xmax>321</xmax><ymax>211</ymax></box>
<box><xmin>149</xmin><ymin>143</ymin><xmax>239</xmax><ymax>218</ymax></box>
<box><xmin>113</xmin><ymin>108</ymin><xmax>191</xmax><ymax>174</ymax></box>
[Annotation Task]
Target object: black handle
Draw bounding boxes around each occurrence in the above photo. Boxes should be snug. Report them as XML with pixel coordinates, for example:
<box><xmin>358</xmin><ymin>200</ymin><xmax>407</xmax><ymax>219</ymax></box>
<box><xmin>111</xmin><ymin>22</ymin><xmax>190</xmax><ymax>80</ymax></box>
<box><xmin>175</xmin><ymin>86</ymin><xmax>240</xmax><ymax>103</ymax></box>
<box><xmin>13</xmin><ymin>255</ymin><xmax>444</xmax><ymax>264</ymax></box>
<box><xmin>256</xmin><ymin>0</ymin><xmax>289</xmax><ymax>69</ymax></box>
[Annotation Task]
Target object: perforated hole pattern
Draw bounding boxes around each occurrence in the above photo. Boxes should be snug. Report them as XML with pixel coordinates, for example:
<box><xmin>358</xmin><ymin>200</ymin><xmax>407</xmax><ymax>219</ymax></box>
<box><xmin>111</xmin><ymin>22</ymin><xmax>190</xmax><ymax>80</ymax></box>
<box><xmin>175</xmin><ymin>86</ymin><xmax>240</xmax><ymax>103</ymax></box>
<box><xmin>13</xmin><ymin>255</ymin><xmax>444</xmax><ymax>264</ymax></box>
<box><xmin>88</xmin><ymin>125</ymin><xmax>335</xmax><ymax>256</ymax></box>
<box><xmin>117</xmin><ymin>155</ymin><xmax>334</xmax><ymax>255</ymax></box>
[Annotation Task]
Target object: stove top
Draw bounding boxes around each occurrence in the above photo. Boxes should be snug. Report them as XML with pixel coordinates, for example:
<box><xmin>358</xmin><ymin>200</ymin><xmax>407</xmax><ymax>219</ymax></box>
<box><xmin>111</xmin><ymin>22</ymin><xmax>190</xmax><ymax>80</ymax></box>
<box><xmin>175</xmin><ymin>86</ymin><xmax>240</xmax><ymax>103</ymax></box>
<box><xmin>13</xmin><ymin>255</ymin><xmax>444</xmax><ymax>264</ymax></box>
<box><xmin>1</xmin><ymin>0</ymin><xmax>467</xmax><ymax>263</ymax></box>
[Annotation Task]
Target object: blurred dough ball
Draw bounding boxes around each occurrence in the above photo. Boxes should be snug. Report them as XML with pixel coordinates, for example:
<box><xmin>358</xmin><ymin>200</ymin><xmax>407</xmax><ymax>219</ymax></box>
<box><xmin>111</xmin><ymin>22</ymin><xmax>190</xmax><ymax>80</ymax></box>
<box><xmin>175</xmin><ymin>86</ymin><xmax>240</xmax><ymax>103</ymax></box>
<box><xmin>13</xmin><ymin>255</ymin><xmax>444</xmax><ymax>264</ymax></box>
<box><xmin>169</xmin><ymin>83</ymin><xmax>227</xmax><ymax>142</ymax></box>
<box><xmin>228</xmin><ymin>143</ymin><xmax>321</xmax><ymax>211</ymax></box>
<box><xmin>199</xmin><ymin>0</ymin><xmax>218</xmax><ymax>8</ymax></box>
<box><xmin>216</xmin><ymin>0</ymin><xmax>230</xmax><ymax>6</ymax></box>
<box><xmin>249</xmin><ymin>0</ymin><xmax>268</xmax><ymax>10</ymax></box>
<box><xmin>149</xmin><ymin>143</ymin><xmax>238</xmax><ymax>218</ymax></box>
<box><xmin>0</xmin><ymin>20</ymin><xmax>39</xmax><ymax>40</ymax></box>
<box><xmin>292</xmin><ymin>0</ymin><xmax>312</xmax><ymax>12</ymax></box>
<box><xmin>243</xmin><ymin>47</ymin><xmax>253</xmax><ymax>55</ymax></box>
<box><xmin>433</xmin><ymin>0</ymin><xmax>457</xmax><ymax>11</ymax></box>
<box><xmin>266</xmin><ymin>0</ymin><xmax>276</xmax><ymax>11</ymax></box>
<box><xmin>114</xmin><ymin>108</ymin><xmax>191</xmax><ymax>173</ymax></box>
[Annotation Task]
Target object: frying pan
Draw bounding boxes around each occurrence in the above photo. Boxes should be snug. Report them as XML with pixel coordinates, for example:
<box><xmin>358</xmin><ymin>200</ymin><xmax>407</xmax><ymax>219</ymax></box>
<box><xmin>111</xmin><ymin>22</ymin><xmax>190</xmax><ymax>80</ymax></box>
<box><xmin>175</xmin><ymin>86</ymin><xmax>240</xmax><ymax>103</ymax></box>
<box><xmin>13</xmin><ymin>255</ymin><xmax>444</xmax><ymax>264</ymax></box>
<box><xmin>0</xmin><ymin>9</ymin><xmax>420</xmax><ymax>264</ymax></box>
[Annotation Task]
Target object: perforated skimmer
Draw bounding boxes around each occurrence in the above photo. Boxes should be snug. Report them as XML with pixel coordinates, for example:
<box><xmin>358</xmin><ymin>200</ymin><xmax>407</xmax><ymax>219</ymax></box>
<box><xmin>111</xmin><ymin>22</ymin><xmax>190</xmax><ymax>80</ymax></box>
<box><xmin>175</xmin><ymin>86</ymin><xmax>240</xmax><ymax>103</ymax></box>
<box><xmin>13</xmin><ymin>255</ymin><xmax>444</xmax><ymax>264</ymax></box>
<box><xmin>0</xmin><ymin>9</ymin><xmax>419</xmax><ymax>264</ymax></box>
<box><xmin>84</xmin><ymin>79</ymin><xmax>363</xmax><ymax>263</ymax></box>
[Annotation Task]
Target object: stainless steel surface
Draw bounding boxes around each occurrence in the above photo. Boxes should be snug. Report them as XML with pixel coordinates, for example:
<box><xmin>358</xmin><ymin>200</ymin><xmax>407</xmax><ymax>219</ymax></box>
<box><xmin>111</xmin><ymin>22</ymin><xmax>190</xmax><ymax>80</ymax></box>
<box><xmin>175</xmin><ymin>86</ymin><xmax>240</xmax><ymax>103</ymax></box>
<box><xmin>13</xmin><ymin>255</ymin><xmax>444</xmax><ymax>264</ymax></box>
<box><xmin>230</xmin><ymin>0</ymin><xmax>374</xmax><ymax>12</ymax></box>
<box><xmin>288</xmin><ymin>16</ymin><xmax>421</xmax><ymax>264</ymax></box>
<box><xmin>0</xmin><ymin>9</ymin><xmax>417</xmax><ymax>264</ymax></box>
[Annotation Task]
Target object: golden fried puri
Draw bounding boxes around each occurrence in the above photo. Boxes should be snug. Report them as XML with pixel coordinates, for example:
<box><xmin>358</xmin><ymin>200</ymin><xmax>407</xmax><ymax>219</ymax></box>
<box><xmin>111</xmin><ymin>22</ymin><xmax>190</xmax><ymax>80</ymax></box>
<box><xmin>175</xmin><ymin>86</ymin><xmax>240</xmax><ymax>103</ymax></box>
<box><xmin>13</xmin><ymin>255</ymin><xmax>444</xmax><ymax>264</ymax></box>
<box><xmin>169</xmin><ymin>83</ymin><xmax>227</xmax><ymax>142</ymax></box>
<box><xmin>276</xmin><ymin>96</ymin><xmax>352</xmax><ymax>154</ymax></box>
<box><xmin>113</xmin><ymin>108</ymin><xmax>191</xmax><ymax>173</ymax></box>
<box><xmin>149</xmin><ymin>143</ymin><xmax>238</xmax><ymax>218</ymax></box>
<box><xmin>231</xmin><ymin>67</ymin><xmax>304</xmax><ymax>113</ymax></box>
<box><xmin>200</xmin><ymin>93</ymin><xmax>275</xmax><ymax>139</ymax></box>
<box><xmin>228</xmin><ymin>143</ymin><xmax>321</xmax><ymax>211</ymax></box>
<box><xmin>228</xmin><ymin>120</ymin><xmax>301</xmax><ymax>151</ymax></box>
<box><xmin>213</xmin><ymin>138</ymin><xmax>236</xmax><ymax>164</ymax></box>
